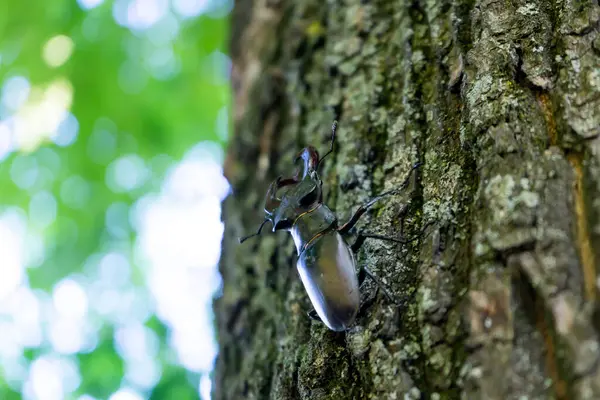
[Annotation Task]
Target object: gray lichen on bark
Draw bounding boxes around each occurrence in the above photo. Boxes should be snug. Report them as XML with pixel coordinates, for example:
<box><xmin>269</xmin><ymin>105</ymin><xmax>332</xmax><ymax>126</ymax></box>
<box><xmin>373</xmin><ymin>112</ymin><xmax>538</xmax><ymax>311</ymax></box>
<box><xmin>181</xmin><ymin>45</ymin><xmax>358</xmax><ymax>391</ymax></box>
<box><xmin>215</xmin><ymin>0</ymin><xmax>600</xmax><ymax>399</ymax></box>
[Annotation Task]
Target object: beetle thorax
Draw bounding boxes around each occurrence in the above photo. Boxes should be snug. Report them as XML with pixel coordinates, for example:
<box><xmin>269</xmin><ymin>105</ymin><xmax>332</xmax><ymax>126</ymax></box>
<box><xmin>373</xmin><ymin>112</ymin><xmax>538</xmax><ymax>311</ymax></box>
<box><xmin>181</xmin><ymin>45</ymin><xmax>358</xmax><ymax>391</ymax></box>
<box><xmin>290</xmin><ymin>204</ymin><xmax>337</xmax><ymax>255</ymax></box>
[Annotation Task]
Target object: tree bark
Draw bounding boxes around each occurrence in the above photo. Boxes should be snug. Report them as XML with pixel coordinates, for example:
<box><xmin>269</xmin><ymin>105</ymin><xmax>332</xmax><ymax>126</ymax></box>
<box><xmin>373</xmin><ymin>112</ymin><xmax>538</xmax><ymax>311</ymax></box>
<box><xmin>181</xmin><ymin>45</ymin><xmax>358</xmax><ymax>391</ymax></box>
<box><xmin>214</xmin><ymin>0</ymin><xmax>600</xmax><ymax>399</ymax></box>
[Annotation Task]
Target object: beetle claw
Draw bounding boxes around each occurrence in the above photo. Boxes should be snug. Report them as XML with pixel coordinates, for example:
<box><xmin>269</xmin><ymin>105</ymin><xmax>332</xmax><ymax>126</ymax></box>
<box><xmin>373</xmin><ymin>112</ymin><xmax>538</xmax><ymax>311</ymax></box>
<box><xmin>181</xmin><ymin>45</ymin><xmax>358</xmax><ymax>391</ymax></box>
<box><xmin>264</xmin><ymin>176</ymin><xmax>300</xmax><ymax>214</ymax></box>
<box><xmin>264</xmin><ymin>178</ymin><xmax>282</xmax><ymax>213</ymax></box>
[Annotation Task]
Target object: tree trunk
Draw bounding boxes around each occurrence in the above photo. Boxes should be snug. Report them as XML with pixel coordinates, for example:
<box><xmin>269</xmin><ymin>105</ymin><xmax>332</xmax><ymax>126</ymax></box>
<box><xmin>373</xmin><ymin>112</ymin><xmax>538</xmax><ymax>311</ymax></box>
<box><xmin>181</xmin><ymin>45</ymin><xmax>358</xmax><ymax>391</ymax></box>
<box><xmin>214</xmin><ymin>0</ymin><xmax>600</xmax><ymax>398</ymax></box>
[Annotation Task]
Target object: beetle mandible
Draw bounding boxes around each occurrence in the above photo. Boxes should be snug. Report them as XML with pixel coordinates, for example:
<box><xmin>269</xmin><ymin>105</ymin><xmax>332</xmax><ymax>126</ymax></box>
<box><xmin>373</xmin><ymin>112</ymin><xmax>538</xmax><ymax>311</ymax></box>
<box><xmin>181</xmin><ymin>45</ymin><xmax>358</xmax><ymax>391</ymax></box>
<box><xmin>240</xmin><ymin>121</ymin><xmax>421</xmax><ymax>331</ymax></box>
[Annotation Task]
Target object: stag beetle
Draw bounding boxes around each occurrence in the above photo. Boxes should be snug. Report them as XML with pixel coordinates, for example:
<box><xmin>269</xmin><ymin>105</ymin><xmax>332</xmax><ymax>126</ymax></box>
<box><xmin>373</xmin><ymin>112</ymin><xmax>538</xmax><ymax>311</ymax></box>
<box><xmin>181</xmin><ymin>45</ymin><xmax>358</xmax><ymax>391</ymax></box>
<box><xmin>240</xmin><ymin>121</ymin><xmax>421</xmax><ymax>331</ymax></box>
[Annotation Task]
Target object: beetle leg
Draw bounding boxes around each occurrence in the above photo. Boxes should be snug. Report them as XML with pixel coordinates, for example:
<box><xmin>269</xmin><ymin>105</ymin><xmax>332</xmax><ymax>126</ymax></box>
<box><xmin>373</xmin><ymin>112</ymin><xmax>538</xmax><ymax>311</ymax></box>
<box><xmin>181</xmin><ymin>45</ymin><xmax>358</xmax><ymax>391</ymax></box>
<box><xmin>307</xmin><ymin>309</ymin><xmax>322</xmax><ymax>322</ymax></box>
<box><xmin>350</xmin><ymin>225</ymin><xmax>433</xmax><ymax>253</ymax></box>
<box><xmin>337</xmin><ymin>190</ymin><xmax>396</xmax><ymax>235</ymax></box>
<box><xmin>350</xmin><ymin>231</ymin><xmax>419</xmax><ymax>253</ymax></box>
<box><xmin>350</xmin><ymin>234</ymin><xmax>367</xmax><ymax>253</ymax></box>
<box><xmin>358</xmin><ymin>266</ymin><xmax>397</xmax><ymax>304</ymax></box>
<box><xmin>337</xmin><ymin>162</ymin><xmax>421</xmax><ymax>235</ymax></box>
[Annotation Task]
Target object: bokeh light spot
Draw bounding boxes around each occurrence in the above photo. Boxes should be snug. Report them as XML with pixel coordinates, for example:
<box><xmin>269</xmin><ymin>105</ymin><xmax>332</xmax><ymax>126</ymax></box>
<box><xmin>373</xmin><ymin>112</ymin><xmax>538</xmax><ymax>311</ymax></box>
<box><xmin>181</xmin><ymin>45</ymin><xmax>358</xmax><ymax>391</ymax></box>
<box><xmin>207</xmin><ymin>0</ymin><xmax>233</xmax><ymax>17</ymax></box>
<box><xmin>0</xmin><ymin>211</ymin><xmax>26</xmax><ymax>298</ymax></box>
<box><xmin>53</xmin><ymin>278</ymin><xmax>88</xmax><ymax>319</ymax></box>
<box><xmin>124</xmin><ymin>357</ymin><xmax>161</xmax><ymax>389</ymax></box>
<box><xmin>199</xmin><ymin>374</ymin><xmax>211</xmax><ymax>400</ymax></box>
<box><xmin>26</xmin><ymin>358</ymin><xmax>64</xmax><ymax>400</ymax></box>
<box><xmin>172</xmin><ymin>0</ymin><xmax>210</xmax><ymax>18</ymax></box>
<box><xmin>145</xmin><ymin>12</ymin><xmax>180</xmax><ymax>45</ymax></box>
<box><xmin>42</xmin><ymin>35</ymin><xmax>74</xmax><ymax>68</ymax></box>
<box><xmin>87</xmin><ymin>127</ymin><xmax>116</xmax><ymax>165</ymax></box>
<box><xmin>49</xmin><ymin>318</ymin><xmax>86</xmax><ymax>354</ymax></box>
<box><xmin>0</xmin><ymin>120</ymin><xmax>14</xmax><ymax>161</ymax></box>
<box><xmin>204</xmin><ymin>51</ymin><xmax>231</xmax><ymax>84</ymax></box>
<box><xmin>170</xmin><ymin>320</ymin><xmax>217</xmax><ymax>371</ymax></box>
<box><xmin>60</xmin><ymin>175</ymin><xmax>92</xmax><ymax>210</ymax></box>
<box><xmin>5</xmin><ymin>287</ymin><xmax>43</xmax><ymax>348</ymax></box>
<box><xmin>186</xmin><ymin>140</ymin><xmax>225</xmax><ymax>168</ymax></box>
<box><xmin>52</xmin><ymin>112</ymin><xmax>79</xmax><ymax>147</ymax></box>
<box><xmin>2</xmin><ymin>356</ymin><xmax>29</xmax><ymax>391</ymax></box>
<box><xmin>12</xmin><ymin>78</ymin><xmax>74</xmax><ymax>153</ymax></box>
<box><xmin>77</xmin><ymin>0</ymin><xmax>105</xmax><ymax>10</ymax></box>
<box><xmin>25</xmin><ymin>231</ymin><xmax>46</xmax><ymax>268</ymax></box>
<box><xmin>164</xmin><ymin>156</ymin><xmax>229</xmax><ymax>201</ymax></box>
<box><xmin>114</xmin><ymin>324</ymin><xmax>159</xmax><ymax>361</ymax></box>
<box><xmin>36</xmin><ymin>147</ymin><xmax>62</xmax><ymax>177</ymax></box>
<box><xmin>10</xmin><ymin>155</ymin><xmax>39</xmax><ymax>190</ymax></box>
<box><xmin>25</xmin><ymin>355</ymin><xmax>81</xmax><ymax>400</ymax></box>
<box><xmin>126</xmin><ymin>0</ymin><xmax>169</xmax><ymax>30</ymax></box>
<box><xmin>97</xmin><ymin>252</ymin><xmax>131</xmax><ymax>287</ymax></box>
<box><xmin>29</xmin><ymin>191</ymin><xmax>57</xmax><ymax>229</ymax></box>
<box><xmin>144</xmin><ymin>46</ymin><xmax>178</xmax><ymax>80</ymax></box>
<box><xmin>106</xmin><ymin>202</ymin><xmax>131</xmax><ymax>239</ymax></box>
<box><xmin>216</xmin><ymin>106</ymin><xmax>229</xmax><ymax>142</ymax></box>
<box><xmin>1</xmin><ymin>76</ymin><xmax>30</xmax><ymax>111</ymax></box>
<box><xmin>108</xmin><ymin>388</ymin><xmax>144</xmax><ymax>400</ymax></box>
<box><xmin>112</xmin><ymin>0</ymin><xmax>129</xmax><ymax>27</ymax></box>
<box><xmin>78</xmin><ymin>395</ymin><xmax>99</xmax><ymax>400</ymax></box>
<box><xmin>106</xmin><ymin>154</ymin><xmax>149</xmax><ymax>192</ymax></box>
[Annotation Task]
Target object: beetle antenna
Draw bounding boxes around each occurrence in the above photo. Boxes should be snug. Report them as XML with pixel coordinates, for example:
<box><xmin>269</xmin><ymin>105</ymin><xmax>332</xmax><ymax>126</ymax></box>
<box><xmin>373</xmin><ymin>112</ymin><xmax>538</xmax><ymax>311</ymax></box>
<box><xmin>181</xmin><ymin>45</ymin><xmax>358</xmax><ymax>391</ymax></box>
<box><xmin>316</xmin><ymin>120</ymin><xmax>337</xmax><ymax>171</ymax></box>
<box><xmin>239</xmin><ymin>219</ymin><xmax>270</xmax><ymax>243</ymax></box>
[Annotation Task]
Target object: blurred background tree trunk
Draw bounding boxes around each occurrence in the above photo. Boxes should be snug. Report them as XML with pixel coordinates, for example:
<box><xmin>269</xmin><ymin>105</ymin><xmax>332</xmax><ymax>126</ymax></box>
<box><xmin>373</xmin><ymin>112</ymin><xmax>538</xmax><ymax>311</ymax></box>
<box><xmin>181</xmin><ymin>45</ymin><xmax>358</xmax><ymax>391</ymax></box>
<box><xmin>214</xmin><ymin>0</ymin><xmax>600</xmax><ymax>398</ymax></box>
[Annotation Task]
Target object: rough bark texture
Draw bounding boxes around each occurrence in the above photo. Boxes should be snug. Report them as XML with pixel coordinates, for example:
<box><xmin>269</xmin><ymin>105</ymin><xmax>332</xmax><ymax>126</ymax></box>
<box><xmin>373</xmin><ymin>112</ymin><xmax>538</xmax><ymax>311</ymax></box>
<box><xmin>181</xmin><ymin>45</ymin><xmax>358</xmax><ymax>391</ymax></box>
<box><xmin>214</xmin><ymin>0</ymin><xmax>600</xmax><ymax>399</ymax></box>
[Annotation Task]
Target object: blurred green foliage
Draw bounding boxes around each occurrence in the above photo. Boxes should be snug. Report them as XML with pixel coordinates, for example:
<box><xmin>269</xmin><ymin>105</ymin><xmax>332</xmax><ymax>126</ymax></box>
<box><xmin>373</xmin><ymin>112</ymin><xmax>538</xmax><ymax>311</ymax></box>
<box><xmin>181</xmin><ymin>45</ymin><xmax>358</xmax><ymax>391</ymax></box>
<box><xmin>0</xmin><ymin>0</ymin><xmax>229</xmax><ymax>398</ymax></box>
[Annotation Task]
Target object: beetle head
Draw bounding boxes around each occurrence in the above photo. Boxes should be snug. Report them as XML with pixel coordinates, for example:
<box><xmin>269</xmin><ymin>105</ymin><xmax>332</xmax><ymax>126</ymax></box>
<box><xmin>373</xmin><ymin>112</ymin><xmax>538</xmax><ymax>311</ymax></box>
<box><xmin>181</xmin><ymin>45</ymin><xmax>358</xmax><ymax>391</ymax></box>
<box><xmin>239</xmin><ymin>121</ymin><xmax>338</xmax><ymax>244</ymax></box>
<box><xmin>294</xmin><ymin>146</ymin><xmax>320</xmax><ymax>179</ymax></box>
<box><xmin>264</xmin><ymin>174</ymin><xmax>322</xmax><ymax>232</ymax></box>
<box><xmin>293</xmin><ymin>120</ymin><xmax>337</xmax><ymax>179</ymax></box>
